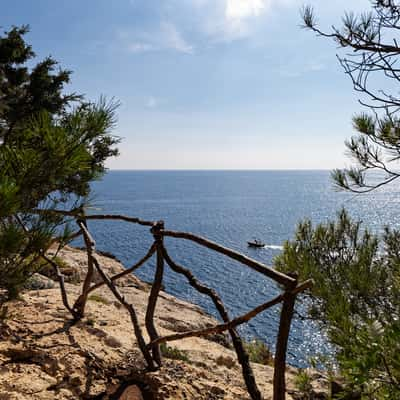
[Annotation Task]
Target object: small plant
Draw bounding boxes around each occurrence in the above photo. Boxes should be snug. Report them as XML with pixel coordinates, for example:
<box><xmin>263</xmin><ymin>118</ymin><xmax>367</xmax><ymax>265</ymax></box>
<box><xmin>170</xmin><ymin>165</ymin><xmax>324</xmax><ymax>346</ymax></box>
<box><xmin>160</xmin><ymin>342</ymin><xmax>190</xmax><ymax>362</ymax></box>
<box><xmin>294</xmin><ymin>369</ymin><xmax>313</xmax><ymax>399</ymax></box>
<box><xmin>244</xmin><ymin>339</ymin><xmax>273</xmax><ymax>365</ymax></box>
<box><xmin>88</xmin><ymin>293</ymin><xmax>109</xmax><ymax>305</ymax></box>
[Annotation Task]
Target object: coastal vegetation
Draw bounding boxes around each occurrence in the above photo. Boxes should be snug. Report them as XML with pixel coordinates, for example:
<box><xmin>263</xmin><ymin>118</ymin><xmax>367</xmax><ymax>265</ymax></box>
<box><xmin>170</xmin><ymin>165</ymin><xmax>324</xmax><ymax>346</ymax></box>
<box><xmin>276</xmin><ymin>210</ymin><xmax>400</xmax><ymax>398</ymax></box>
<box><xmin>0</xmin><ymin>25</ymin><xmax>120</xmax><ymax>299</ymax></box>
<box><xmin>275</xmin><ymin>2</ymin><xmax>400</xmax><ymax>398</ymax></box>
<box><xmin>2</xmin><ymin>1</ymin><xmax>400</xmax><ymax>399</ymax></box>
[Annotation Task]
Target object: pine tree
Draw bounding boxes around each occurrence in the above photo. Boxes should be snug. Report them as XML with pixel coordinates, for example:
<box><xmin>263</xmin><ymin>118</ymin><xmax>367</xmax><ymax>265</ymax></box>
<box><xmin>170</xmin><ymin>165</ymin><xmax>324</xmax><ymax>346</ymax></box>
<box><xmin>0</xmin><ymin>26</ymin><xmax>120</xmax><ymax>298</ymax></box>
<box><xmin>303</xmin><ymin>1</ymin><xmax>400</xmax><ymax>192</ymax></box>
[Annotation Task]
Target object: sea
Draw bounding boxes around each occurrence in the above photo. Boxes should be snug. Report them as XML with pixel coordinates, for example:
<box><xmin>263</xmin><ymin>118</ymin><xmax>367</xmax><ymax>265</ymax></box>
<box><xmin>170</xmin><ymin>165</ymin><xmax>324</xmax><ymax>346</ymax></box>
<box><xmin>72</xmin><ymin>170</ymin><xmax>400</xmax><ymax>368</ymax></box>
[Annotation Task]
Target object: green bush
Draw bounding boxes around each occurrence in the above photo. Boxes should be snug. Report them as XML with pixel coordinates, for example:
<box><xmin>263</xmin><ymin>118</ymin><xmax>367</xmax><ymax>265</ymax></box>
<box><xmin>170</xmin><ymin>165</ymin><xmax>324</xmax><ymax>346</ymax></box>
<box><xmin>244</xmin><ymin>339</ymin><xmax>273</xmax><ymax>365</ymax></box>
<box><xmin>88</xmin><ymin>294</ymin><xmax>109</xmax><ymax>305</ymax></box>
<box><xmin>275</xmin><ymin>210</ymin><xmax>400</xmax><ymax>398</ymax></box>
<box><xmin>0</xmin><ymin>26</ymin><xmax>119</xmax><ymax>300</ymax></box>
<box><xmin>160</xmin><ymin>342</ymin><xmax>190</xmax><ymax>362</ymax></box>
<box><xmin>294</xmin><ymin>369</ymin><xmax>313</xmax><ymax>399</ymax></box>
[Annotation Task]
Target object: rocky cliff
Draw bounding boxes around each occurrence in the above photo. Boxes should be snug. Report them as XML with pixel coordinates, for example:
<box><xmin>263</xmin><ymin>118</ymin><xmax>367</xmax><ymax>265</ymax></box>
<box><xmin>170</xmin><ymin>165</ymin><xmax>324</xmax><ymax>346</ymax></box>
<box><xmin>0</xmin><ymin>245</ymin><xmax>328</xmax><ymax>399</ymax></box>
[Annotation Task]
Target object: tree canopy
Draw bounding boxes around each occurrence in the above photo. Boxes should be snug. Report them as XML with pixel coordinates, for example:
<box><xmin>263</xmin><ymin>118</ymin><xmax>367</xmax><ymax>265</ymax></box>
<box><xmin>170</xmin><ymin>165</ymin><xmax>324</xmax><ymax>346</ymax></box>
<box><xmin>0</xmin><ymin>25</ymin><xmax>120</xmax><ymax>297</ymax></box>
<box><xmin>303</xmin><ymin>1</ymin><xmax>400</xmax><ymax>192</ymax></box>
<box><xmin>276</xmin><ymin>211</ymin><xmax>400</xmax><ymax>398</ymax></box>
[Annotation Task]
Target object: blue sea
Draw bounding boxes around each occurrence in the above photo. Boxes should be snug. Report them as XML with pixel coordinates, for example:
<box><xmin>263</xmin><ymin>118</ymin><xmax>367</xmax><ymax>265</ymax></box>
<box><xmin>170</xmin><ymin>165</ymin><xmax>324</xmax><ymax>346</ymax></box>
<box><xmin>76</xmin><ymin>170</ymin><xmax>400</xmax><ymax>367</ymax></box>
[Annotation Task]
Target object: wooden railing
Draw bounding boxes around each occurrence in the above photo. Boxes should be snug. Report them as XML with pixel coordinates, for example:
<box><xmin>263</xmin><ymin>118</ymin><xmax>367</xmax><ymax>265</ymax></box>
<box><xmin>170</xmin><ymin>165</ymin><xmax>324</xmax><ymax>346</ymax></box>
<box><xmin>43</xmin><ymin>210</ymin><xmax>312</xmax><ymax>400</ymax></box>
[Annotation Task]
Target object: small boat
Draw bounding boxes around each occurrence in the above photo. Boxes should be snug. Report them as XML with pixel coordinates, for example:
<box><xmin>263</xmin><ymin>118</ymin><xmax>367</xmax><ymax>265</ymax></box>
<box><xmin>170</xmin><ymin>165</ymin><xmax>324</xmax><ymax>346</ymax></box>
<box><xmin>247</xmin><ymin>239</ymin><xmax>265</xmax><ymax>248</ymax></box>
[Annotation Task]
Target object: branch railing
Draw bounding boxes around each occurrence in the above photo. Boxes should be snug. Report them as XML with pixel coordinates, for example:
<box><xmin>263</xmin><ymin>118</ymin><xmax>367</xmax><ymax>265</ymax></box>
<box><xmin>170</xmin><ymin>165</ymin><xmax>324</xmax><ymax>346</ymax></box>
<box><xmin>41</xmin><ymin>210</ymin><xmax>312</xmax><ymax>400</ymax></box>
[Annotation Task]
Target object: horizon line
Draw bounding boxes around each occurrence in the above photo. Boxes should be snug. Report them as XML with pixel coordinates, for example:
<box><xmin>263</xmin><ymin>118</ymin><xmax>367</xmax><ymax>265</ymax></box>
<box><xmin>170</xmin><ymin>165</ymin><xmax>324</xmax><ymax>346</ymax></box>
<box><xmin>107</xmin><ymin>168</ymin><xmax>336</xmax><ymax>172</ymax></box>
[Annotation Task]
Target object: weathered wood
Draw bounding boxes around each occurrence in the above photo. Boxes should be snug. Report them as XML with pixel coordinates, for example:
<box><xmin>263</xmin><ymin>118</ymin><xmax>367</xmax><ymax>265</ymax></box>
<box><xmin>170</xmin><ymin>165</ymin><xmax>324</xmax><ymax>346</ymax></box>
<box><xmin>147</xmin><ymin>279</ymin><xmax>313</xmax><ymax>348</ymax></box>
<box><xmin>145</xmin><ymin>222</ymin><xmax>165</xmax><ymax>366</ymax></box>
<box><xmin>160</xmin><ymin>229</ymin><xmax>295</xmax><ymax>287</ymax></box>
<box><xmin>85</xmin><ymin>242</ymin><xmax>157</xmax><ymax>295</ymax></box>
<box><xmin>273</xmin><ymin>277</ymin><xmax>298</xmax><ymax>400</ymax></box>
<box><xmin>34</xmin><ymin>208</ymin><xmax>156</xmax><ymax>227</ymax></box>
<box><xmin>73</xmin><ymin>219</ymin><xmax>95</xmax><ymax>319</ymax></box>
<box><xmin>149</xmin><ymin>295</ymin><xmax>284</xmax><ymax>347</ymax></box>
<box><xmin>161</xmin><ymin>245</ymin><xmax>263</xmax><ymax>400</ymax></box>
<box><xmin>30</xmin><ymin>210</ymin><xmax>312</xmax><ymax>400</ymax></box>
<box><xmin>77</xmin><ymin>221</ymin><xmax>156</xmax><ymax>371</ymax></box>
<box><xmin>41</xmin><ymin>254</ymin><xmax>79</xmax><ymax>319</ymax></box>
<box><xmin>84</xmin><ymin>214</ymin><xmax>156</xmax><ymax>227</ymax></box>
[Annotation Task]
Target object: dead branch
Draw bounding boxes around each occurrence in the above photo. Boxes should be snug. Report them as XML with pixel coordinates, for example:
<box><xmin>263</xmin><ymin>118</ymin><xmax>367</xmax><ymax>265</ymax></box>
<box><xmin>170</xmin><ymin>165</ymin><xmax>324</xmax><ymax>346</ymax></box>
<box><xmin>161</xmin><ymin>244</ymin><xmax>263</xmax><ymax>400</ymax></box>
<box><xmin>145</xmin><ymin>221</ymin><xmax>165</xmax><ymax>366</ymax></box>
<box><xmin>160</xmin><ymin>229</ymin><xmax>295</xmax><ymax>287</ymax></box>
<box><xmin>273</xmin><ymin>275</ymin><xmax>298</xmax><ymax>400</ymax></box>
<box><xmin>85</xmin><ymin>242</ymin><xmax>157</xmax><ymax>295</ymax></box>
<box><xmin>77</xmin><ymin>220</ymin><xmax>156</xmax><ymax>371</ymax></box>
<box><xmin>147</xmin><ymin>279</ymin><xmax>312</xmax><ymax>347</ymax></box>
<box><xmin>41</xmin><ymin>254</ymin><xmax>79</xmax><ymax>320</ymax></box>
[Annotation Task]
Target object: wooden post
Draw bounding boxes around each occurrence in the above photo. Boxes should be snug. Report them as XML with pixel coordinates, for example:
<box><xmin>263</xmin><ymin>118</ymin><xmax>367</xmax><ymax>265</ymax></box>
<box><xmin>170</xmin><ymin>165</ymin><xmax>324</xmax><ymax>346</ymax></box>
<box><xmin>77</xmin><ymin>220</ymin><xmax>156</xmax><ymax>371</ymax></box>
<box><xmin>273</xmin><ymin>275</ymin><xmax>298</xmax><ymax>400</ymax></box>
<box><xmin>41</xmin><ymin>254</ymin><xmax>79</xmax><ymax>320</ymax></box>
<box><xmin>161</xmin><ymin>245</ymin><xmax>262</xmax><ymax>400</ymax></box>
<box><xmin>145</xmin><ymin>221</ymin><xmax>165</xmax><ymax>366</ymax></box>
<box><xmin>73</xmin><ymin>218</ymin><xmax>94</xmax><ymax>320</ymax></box>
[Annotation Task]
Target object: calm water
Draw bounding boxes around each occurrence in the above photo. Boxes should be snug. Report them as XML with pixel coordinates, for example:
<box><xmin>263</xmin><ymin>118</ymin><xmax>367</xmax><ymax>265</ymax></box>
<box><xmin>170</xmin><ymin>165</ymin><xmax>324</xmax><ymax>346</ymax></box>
<box><xmin>75</xmin><ymin>170</ymin><xmax>400</xmax><ymax>367</ymax></box>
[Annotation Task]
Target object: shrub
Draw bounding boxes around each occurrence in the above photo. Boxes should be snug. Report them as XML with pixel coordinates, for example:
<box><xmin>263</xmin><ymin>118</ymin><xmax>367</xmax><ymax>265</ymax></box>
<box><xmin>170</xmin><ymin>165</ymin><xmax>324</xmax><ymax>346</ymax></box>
<box><xmin>160</xmin><ymin>342</ymin><xmax>190</xmax><ymax>362</ymax></box>
<box><xmin>275</xmin><ymin>210</ymin><xmax>400</xmax><ymax>398</ymax></box>
<box><xmin>294</xmin><ymin>369</ymin><xmax>313</xmax><ymax>399</ymax></box>
<box><xmin>0</xmin><ymin>26</ymin><xmax>119</xmax><ymax>300</ymax></box>
<box><xmin>88</xmin><ymin>294</ymin><xmax>109</xmax><ymax>305</ymax></box>
<box><xmin>244</xmin><ymin>339</ymin><xmax>273</xmax><ymax>365</ymax></box>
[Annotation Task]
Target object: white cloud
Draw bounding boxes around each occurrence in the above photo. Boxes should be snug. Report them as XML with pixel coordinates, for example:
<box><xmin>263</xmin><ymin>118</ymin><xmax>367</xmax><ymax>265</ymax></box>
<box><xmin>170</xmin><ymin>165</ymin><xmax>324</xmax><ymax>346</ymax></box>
<box><xmin>161</xmin><ymin>22</ymin><xmax>194</xmax><ymax>54</ymax></box>
<box><xmin>225</xmin><ymin>0</ymin><xmax>267</xmax><ymax>20</ymax></box>
<box><xmin>122</xmin><ymin>0</ymin><xmax>297</xmax><ymax>53</ymax></box>
<box><xmin>190</xmin><ymin>0</ymin><xmax>295</xmax><ymax>42</ymax></box>
<box><xmin>123</xmin><ymin>22</ymin><xmax>193</xmax><ymax>54</ymax></box>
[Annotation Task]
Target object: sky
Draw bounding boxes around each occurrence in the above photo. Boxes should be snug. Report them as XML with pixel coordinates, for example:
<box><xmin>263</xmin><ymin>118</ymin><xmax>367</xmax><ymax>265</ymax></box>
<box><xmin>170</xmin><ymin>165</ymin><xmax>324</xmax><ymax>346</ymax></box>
<box><xmin>2</xmin><ymin>0</ymin><xmax>370</xmax><ymax>169</ymax></box>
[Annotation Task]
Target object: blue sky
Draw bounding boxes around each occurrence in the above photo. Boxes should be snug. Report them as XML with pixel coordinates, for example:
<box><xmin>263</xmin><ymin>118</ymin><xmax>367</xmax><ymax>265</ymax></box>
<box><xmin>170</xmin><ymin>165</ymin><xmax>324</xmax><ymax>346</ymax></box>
<box><xmin>3</xmin><ymin>0</ymin><xmax>369</xmax><ymax>169</ymax></box>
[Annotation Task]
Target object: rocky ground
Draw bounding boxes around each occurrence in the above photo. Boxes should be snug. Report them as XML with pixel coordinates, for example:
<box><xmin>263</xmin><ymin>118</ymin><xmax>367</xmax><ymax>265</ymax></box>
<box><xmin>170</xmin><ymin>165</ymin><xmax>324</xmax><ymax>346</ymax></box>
<box><xmin>0</xmin><ymin>246</ymin><xmax>329</xmax><ymax>399</ymax></box>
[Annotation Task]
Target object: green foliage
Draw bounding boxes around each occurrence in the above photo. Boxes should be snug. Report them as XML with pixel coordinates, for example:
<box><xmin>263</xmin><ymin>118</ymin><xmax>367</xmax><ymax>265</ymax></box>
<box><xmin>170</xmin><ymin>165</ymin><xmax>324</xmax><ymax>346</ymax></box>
<box><xmin>0</xmin><ymin>26</ymin><xmax>119</xmax><ymax>298</ymax></box>
<box><xmin>302</xmin><ymin>3</ymin><xmax>400</xmax><ymax>193</ymax></box>
<box><xmin>88</xmin><ymin>294</ymin><xmax>110</xmax><ymax>305</ymax></box>
<box><xmin>160</xmin><ymin>342</ymin><xmax>190</xmax><ymax>362</ymax></box>
<box><xmin>275</xmin><ymin>210</ymin><xmax>400</xmax><ymax>398</ymax></box>
<box><xmin>294</xmin><ymin>369</ymin><xmax>313</xmax><ymax>398</ymax></box>
<box><xmin>244</xmin><ymin>339</ymin><xmax>272</xmax><ymax>365</ymax></box>
<box><xmin>0</xmin><ymin>215</ymin><xmax>56</xmax><ymax>299</ymax></box>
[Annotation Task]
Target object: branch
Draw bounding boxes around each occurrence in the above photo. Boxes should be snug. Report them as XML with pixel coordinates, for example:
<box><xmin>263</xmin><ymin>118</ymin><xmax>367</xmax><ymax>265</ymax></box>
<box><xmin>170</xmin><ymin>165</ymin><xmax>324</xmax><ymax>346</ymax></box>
<box><xmin>160</xmin><ymin>229</ymin><xmax>295</xmax><ymax>287</ymax></box>
<box><xmin>147</xmin><ymin>280</ymin><xmax>313</xmax><ymax>347</ymax></box>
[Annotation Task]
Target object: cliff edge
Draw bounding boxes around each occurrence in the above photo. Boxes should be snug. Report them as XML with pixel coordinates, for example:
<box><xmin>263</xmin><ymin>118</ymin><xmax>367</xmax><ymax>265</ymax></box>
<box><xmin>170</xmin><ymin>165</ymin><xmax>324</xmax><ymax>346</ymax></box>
<box><xmin>0</xmin><ymin>245</ymin><xmax>328</xmax><ymax>399</ymax></box>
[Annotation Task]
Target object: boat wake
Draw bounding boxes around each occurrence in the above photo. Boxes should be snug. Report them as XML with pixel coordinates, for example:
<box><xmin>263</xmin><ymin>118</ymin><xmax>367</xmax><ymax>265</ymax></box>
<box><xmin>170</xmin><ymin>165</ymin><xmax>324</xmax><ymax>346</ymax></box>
<box><xmin>265</xmin><ymin>244</ymin><xmax>283</xmax><ymax>250</ymax></box>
